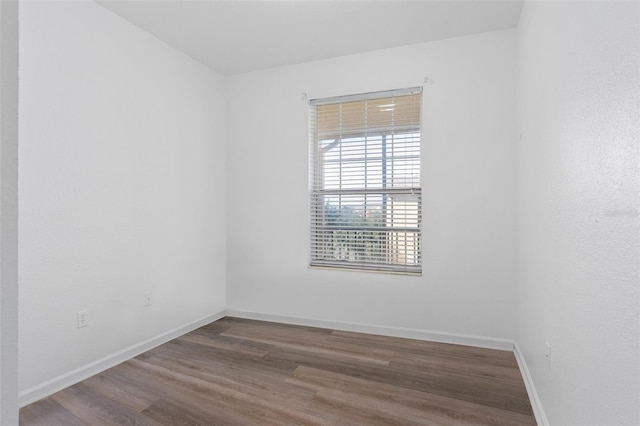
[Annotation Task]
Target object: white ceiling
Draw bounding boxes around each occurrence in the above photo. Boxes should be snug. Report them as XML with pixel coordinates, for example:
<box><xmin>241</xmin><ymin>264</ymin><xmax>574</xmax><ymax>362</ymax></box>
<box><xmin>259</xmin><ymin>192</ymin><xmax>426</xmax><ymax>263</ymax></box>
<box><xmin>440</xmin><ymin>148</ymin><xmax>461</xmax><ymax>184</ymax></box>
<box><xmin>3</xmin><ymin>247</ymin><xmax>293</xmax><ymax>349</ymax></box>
<box><xmin>97</xmin><ymin>0</ymin><xmax>524</xmax><ymax>75</ymax></box>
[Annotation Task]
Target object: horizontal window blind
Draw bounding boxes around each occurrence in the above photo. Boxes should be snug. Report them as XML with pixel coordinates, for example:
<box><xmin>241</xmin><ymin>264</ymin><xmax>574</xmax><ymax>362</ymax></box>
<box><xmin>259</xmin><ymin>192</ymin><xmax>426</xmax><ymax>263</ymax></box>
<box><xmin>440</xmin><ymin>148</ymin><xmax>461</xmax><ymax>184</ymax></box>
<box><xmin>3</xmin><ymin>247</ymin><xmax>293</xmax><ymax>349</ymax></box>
<box><xmin>309</xmin><ymin>87</ymin><xmax>422</xmax><ymax>274</ymax></box>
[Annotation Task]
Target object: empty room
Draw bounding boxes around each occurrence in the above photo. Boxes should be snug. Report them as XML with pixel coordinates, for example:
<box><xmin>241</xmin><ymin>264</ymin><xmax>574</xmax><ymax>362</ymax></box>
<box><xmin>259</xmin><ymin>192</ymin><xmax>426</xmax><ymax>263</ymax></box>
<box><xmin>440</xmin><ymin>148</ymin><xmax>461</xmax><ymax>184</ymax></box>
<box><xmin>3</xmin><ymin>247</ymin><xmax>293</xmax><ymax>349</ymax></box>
<box><xmin>0</xmin><ymin>0</ymin><xmax>638</xmax><ymax>425</ymax></box>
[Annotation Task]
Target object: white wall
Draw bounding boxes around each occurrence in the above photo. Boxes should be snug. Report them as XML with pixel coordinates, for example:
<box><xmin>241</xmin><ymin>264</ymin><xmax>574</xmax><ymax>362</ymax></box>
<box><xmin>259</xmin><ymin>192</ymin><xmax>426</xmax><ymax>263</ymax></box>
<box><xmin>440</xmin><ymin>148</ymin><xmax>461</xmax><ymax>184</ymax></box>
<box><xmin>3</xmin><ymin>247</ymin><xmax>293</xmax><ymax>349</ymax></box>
<box><xmin>19</xmin><ymin>1</ymin><xmax>227</xmax><ymax>395</ymax></box>
<box><xmin>0</xmin><ymin>1</ymin><xmax>19</xmax><ymax>423</ymax></box>
<box><xmin>515</xmin><ymin>1</ymin><xmax>639</xmax><ymax>424</ymax></box>
<box><xmin>227</xmin><ymin>30</ymin><xmax>517</xmax><ymax>341</ymax></box>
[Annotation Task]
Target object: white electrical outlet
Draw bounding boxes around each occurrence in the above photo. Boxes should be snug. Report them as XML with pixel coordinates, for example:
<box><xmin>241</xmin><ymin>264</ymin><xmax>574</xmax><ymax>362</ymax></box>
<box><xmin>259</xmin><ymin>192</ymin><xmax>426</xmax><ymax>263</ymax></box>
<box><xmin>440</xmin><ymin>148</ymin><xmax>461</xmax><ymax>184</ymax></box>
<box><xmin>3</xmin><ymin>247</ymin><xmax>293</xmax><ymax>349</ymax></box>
<box><xmin>545</xmin><ymin>342</ymin><xmax>551</xmax><ymax>369</ymax></box>
<box><xmin>144</xmin><ymin>291</ymin><xmax>152</xmax><ymax>307</ymax></box>
<box><xmin>77</xmin><ymin>310</ymin><xmax>88</xmax><ymax>328</ymax></box>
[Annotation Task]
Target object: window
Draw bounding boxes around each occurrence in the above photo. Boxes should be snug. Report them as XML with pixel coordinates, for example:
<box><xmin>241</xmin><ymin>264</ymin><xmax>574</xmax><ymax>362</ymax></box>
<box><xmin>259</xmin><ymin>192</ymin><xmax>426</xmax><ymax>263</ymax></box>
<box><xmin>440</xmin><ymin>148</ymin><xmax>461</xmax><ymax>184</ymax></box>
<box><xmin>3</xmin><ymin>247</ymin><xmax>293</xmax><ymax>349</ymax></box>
<box><xmin>309</xmin><ymin>87</ymin><xmax>422</xmax><ymax>275</ymax></box>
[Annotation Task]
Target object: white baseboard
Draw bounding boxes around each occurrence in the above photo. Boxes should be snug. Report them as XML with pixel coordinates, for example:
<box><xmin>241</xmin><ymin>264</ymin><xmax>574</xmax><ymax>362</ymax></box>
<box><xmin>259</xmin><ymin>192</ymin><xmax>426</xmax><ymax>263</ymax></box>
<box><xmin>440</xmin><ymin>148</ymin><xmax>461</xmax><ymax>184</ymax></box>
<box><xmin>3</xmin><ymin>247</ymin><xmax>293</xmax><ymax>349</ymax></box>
<box><xmin>18</xmin><ymin>310</ymin><xmax>226</xmax><ymax>407</ymax></box>
<box><xmin>514</xmin><ymin>341</ymin><xmax>548</xmax><ymax>426</ymax></box>
<box><xmin>225</xmin><ymin>309</ymin><xmax>515</xmax><ymax>351</ymax></box>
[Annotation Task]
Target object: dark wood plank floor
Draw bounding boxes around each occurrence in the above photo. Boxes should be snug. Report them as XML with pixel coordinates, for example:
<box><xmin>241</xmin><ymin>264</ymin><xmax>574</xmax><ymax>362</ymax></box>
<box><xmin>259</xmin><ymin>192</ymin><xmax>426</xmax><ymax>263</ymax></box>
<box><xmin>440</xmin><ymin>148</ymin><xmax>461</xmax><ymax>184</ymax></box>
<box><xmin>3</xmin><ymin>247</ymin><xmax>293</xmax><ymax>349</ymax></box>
<box><xmin>20</xmin><ymin>317</ymin><xmax>536</xmax><ymax>425</ymax></box>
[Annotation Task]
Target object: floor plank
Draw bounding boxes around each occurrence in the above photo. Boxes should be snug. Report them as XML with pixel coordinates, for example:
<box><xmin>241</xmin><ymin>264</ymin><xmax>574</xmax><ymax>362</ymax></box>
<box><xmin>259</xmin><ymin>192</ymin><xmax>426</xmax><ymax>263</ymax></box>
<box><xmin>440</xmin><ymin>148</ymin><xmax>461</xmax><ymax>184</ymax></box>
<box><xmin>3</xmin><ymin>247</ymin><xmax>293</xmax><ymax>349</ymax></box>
<box><xmin>20</xmin><ymin>317</ymin><xmax>536</xmax><ymax>425</ymax></box>
<box><xmin>290</xmin><ymin>365</ymin><xmax>535</xmax><ymax>426</ymax></box>
<box><xmin>18</xmin><ymin>398</ymin><xmax>86</xmax><ymax>426</ymax></box>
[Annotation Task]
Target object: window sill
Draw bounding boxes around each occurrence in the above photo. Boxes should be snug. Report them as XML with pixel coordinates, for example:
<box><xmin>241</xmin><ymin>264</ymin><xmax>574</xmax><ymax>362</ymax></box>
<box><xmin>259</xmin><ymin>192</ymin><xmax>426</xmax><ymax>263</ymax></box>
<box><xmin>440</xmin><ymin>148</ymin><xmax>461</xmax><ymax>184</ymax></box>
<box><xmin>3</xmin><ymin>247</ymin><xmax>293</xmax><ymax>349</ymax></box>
<box><xmin>308</xmin><ymin>264</ymin><xmax>422</xmax><ymax>277</ymax></box>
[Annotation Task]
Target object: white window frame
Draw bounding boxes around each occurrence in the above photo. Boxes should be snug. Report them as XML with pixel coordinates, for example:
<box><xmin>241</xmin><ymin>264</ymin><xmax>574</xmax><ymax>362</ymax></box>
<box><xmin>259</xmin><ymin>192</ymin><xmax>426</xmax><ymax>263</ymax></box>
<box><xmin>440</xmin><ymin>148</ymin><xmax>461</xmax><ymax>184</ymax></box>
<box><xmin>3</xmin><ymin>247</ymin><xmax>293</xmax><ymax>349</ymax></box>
<box><xmin>308</xmin><ymin>87</ymin><xmax>422</xmax><ymax>275</ymax></box>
